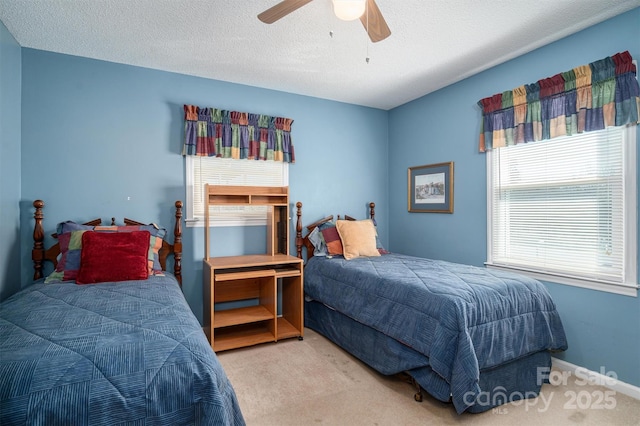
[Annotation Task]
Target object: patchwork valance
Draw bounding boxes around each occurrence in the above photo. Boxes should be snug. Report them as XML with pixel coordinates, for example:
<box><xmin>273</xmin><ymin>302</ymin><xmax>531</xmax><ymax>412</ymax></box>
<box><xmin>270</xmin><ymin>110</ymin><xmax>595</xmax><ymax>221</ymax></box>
<box><xmin>478</xmin><ymin>51</ymin><xmax>640</xmax><ymax>152</ymax></box>
<box><xmin>183</xmin><ymin>105</ymin><xmax>295</xmax><ymax>163</ymax></box>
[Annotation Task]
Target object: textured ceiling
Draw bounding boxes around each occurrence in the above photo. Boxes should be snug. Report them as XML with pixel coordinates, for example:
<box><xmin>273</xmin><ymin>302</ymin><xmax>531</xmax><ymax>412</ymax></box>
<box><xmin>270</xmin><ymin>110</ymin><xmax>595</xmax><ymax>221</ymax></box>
<box><xmin>1</xmin><ymin>0</ymin><xmax>639</xmax><ymax>110</ymax></box>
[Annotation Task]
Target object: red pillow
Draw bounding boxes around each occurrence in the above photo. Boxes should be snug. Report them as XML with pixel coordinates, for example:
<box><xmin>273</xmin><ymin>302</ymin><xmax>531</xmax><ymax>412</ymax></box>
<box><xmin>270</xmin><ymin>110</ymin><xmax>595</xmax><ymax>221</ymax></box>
<box><xmin>76</xmin><ymin>230</ymin><xmax>150</xmax><ymax>284</ymax></box>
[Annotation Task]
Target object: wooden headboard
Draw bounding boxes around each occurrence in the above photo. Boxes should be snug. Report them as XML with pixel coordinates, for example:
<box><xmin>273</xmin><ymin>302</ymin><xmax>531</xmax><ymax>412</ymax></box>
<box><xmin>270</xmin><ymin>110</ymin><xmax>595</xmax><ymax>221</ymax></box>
<box><xmin>32</xmin><ymin>200</ymin><xmax>183</xmax><ymax>286</ymax></box>
<box><xmin>295</xmin><ymin>201</ymin><xmax>376</xmax><ymax>262</ymax></box>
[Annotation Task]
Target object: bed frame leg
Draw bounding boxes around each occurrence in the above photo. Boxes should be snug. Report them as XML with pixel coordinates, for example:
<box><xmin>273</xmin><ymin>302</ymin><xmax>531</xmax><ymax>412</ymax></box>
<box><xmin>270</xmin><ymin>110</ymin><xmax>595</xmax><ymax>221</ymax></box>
<box><xmin>410</xmin><ymin>377</ymin><xmax>423</xmax><ymax>402</ymax></box>
<box><xmin>397</xmin><ymin>372</ymin><xmax>423</xmax><ymax>402</ymax></box>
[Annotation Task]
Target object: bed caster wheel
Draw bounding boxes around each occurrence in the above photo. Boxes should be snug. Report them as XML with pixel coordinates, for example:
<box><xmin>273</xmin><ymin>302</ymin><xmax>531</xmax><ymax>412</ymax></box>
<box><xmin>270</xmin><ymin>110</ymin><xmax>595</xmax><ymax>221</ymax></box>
<box><xmin>414</xmin><ymin>392</ymin><xmax>423</xmax><ymax>402</ymax></box>
<box><xmin>298</xmin><ymin>336</ymin><xmax>304</xmax><ymax>341</ymax></box>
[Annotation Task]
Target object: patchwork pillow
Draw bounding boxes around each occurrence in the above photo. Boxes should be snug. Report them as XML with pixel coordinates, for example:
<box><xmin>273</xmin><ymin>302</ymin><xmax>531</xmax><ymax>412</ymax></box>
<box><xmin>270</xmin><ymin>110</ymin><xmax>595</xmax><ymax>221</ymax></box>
<box><xmin>45</xmin><ymin>222</ymin><xmax>167</xmax><ymax>283</ymax></box>
<box><xmin>335</xmin><ymin>219</ymin><xmax>381</xmax><ymax>260</ymax></box>
<box><xmin>45</xmin><ymin>230</ymin><xmax>90</xmax><ymax>283</ymax></box>
<box><xmin>76</xmin><ymin>231</ymin><xmax>150</xmax><ymax>284</ymax></box>
<box><xmin>57</xmin><ymin>221</ymin><xmax>96</xmax><ymax>234</ymax></box>
<box><xmin>319</xmin><ymin>221</ymin><xmax>343</xmax><ymax>256</ymax></box>
<box><xmin>308</xmin><ymin>226</ymin><xmax>328</xmax><ymax>256</ymax></box>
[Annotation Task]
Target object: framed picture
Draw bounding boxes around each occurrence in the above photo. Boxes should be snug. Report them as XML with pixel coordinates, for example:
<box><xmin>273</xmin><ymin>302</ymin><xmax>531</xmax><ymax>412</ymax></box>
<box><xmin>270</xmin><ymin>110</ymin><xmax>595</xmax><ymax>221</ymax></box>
<box><xmin>408</xmin><ymin>162</ymin><xmax>454</xmax><ymax>213</ymax></box>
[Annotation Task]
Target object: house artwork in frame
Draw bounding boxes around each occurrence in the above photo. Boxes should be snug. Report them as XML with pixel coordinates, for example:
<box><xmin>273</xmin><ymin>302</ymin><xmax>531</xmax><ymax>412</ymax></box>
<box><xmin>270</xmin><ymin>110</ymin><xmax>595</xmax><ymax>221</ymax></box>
<box><xmin>408</xmin><ymin>162</ymin><xmax>454</xmax><ymax>213</ymax></box>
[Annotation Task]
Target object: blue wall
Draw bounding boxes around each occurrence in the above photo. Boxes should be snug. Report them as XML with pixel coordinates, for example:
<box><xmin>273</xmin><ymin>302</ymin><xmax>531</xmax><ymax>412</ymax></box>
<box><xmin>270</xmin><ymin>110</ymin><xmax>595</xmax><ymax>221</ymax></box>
<box><xmin>0</xmin><ymin>21</ymin><xmax>22</xmax><ymax>301</ymax></box>
<box><xmin>16</xmin><ymin>49</ymin><xmax>389</xmax><ymax>322</ymax></box>
<box><xmin>388</xmin><ymin>9</ymin><xmax>640</xmax><ymax>387</ymax></box>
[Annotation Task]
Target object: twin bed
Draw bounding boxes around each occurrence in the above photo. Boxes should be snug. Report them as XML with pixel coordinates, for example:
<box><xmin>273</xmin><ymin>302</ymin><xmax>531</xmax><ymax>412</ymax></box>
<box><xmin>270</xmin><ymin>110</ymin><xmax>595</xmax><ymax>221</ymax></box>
<box><xmin>294</xmin><ymin>202</ymin><xmax>568</xmax><ymax>414</ymax></box>
<box><xmin>0</xmin><ymin>201</ymin><xmax>244</xmax><ymax>425</ymax></box>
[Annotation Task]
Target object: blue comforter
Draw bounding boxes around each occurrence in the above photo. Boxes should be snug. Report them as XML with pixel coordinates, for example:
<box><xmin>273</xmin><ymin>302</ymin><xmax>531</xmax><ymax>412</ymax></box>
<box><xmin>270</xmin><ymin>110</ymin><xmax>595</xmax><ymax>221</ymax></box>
<box><xmin>0</xmin><ymin>275</ymin><xmax>245</xmax><ymax>425</ymax></box>
<box><xmin>304</xmin><ymin>253</ymin><xmax>567</xmax><ymax>412</ymax></box>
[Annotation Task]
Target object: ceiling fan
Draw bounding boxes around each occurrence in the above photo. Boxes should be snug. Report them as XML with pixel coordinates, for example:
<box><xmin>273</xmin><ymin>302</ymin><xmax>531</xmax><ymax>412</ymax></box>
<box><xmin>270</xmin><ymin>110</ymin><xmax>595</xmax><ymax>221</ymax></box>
<box><xmin>258</xmin><ymin>0</ymin><xmax>391</xmax><ymax>43</ymax></box>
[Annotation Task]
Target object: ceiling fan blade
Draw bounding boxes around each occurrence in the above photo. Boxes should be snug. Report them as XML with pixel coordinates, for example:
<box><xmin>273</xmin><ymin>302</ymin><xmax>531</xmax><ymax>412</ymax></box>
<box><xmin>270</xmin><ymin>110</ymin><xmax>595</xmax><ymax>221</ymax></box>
<box><xmin>360</xmin><ymin>0</ymin><xmax>391</xmax><ymax>43</ymax></box>
<box><xmin>258</xmin><ymin>0</ymin><xmax>314</xmax><ymax>24</ymax></box>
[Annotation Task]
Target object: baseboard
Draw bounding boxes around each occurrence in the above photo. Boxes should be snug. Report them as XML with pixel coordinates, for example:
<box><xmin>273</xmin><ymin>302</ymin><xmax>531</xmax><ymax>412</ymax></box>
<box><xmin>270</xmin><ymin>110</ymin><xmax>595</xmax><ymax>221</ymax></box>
<box><xmin>552</xmin><ymin>357</ymin><xmax>640</xmax><ymax>400</ymax></box>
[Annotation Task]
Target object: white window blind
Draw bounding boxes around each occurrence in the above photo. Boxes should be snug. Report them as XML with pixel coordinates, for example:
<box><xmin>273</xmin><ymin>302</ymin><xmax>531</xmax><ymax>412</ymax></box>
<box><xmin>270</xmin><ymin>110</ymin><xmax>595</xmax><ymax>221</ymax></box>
<box><xmin>186</xmin><ymin>156</ymin><xmax>288</xmax><ymax>227</ymax></box>
<box><xmin>487</xmin><ymin>125</ymin><xmax>637</xmax><ymax>294</ymax></box>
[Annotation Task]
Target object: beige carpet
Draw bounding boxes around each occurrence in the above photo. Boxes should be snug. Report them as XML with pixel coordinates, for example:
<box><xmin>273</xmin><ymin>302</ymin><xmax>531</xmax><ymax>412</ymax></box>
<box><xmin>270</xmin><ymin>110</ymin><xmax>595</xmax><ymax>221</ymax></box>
<box><xmin>217</xmin><ymin>328</ymin><xmax>640</xmax><ymax>426</ymax></box>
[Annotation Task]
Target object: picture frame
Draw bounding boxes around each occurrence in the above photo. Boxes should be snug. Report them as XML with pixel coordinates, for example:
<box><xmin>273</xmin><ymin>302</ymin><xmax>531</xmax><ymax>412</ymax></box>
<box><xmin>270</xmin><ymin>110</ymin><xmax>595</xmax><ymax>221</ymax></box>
<box><xmin>408</xmin><ymin>162</ymin><xmax>454</xmax><ymax>213</ymax></box>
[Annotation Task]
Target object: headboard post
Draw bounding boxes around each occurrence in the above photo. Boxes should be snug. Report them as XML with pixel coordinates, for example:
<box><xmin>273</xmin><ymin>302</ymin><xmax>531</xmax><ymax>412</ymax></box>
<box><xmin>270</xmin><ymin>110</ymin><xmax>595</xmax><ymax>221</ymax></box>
<box><xmin>32</xmin><ymin>200</ymin><xmax>45</xmax><ymax>281</ymax></box>
<box><xmin>369</xmin><ymin>202</ymin><xmax>376</xmax><ymax>221</ymax></box>
<box><xmin>295</xmin><ymin>202</ymin><xmax>303</xmax><ymax>259</ymax></box>
<box><xmin>174</xmin><ymin>201</ymin><xmax>183</xmax><ymax>286</ymax></box>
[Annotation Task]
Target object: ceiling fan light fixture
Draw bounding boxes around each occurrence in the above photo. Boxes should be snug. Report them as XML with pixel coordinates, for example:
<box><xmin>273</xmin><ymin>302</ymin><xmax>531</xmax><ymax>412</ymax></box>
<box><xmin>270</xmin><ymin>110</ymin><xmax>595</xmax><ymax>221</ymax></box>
<box><xmin>332</xmin><ymin>0</ymin><xmax>366</xmax><ymax>21</ymax></box>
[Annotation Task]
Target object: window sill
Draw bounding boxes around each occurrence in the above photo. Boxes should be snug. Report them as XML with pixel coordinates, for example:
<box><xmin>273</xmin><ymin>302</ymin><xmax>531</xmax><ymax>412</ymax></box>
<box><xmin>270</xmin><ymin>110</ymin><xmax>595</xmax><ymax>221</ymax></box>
<box><xmin>485</xmin><ymin>263</ymin><xmax>638</xmax><ymax>297</ymax></box>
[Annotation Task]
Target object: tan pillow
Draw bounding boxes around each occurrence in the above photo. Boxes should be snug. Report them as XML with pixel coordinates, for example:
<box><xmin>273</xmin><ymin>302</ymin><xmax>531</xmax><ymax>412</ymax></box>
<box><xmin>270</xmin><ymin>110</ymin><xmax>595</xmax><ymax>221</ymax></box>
<box><xmin>336</xmin><ymin>219</ymin><xmax>381</xmax><ymax>260</ymax></box>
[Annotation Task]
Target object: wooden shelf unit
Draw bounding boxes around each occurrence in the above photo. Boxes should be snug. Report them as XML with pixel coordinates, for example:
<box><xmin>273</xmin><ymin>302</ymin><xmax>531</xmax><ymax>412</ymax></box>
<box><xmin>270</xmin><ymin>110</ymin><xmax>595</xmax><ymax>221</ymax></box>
<box><xmin>203</xmin><ymin>185</ymin><xmax>303</xmax><ymax>352</ymax></box>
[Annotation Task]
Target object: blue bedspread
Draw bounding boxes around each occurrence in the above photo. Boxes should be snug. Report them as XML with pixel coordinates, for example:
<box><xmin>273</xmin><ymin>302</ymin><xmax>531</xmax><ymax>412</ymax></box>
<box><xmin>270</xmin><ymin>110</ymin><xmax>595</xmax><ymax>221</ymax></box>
<box><xmin>0</xmin><ymin>275</ymin><xmax>245</xmax><ymax>425</ymax></box>
<box><xmin>304</xmin><ymin>253</ymin><xmax>567</xmax><ymax>413</ymax></box>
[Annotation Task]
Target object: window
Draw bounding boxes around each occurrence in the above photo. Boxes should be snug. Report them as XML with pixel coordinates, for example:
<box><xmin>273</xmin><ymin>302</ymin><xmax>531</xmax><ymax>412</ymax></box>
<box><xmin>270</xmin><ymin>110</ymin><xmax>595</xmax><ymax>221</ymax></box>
<box><xmin>185</xmin><ymin>156</ymin><xmax>289</xmax><ymax>227</ymax></box>
<box><xmin>486</xmin><ymin>125</ymin><xmax>637</xmax><ymax>296</ymax></box>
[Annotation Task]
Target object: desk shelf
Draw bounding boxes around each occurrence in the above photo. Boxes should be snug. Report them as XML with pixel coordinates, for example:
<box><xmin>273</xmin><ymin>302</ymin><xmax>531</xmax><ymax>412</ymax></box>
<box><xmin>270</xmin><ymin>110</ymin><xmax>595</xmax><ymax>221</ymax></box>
<box><xmin>202</xmin><ymin>185</ymin><xmax>304</xmax><ymax>352</ymax></box>
<box><xmin>214</xmin><ymin>305</ymin><xmax>274</xmax><ymax>328</ymax></box>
